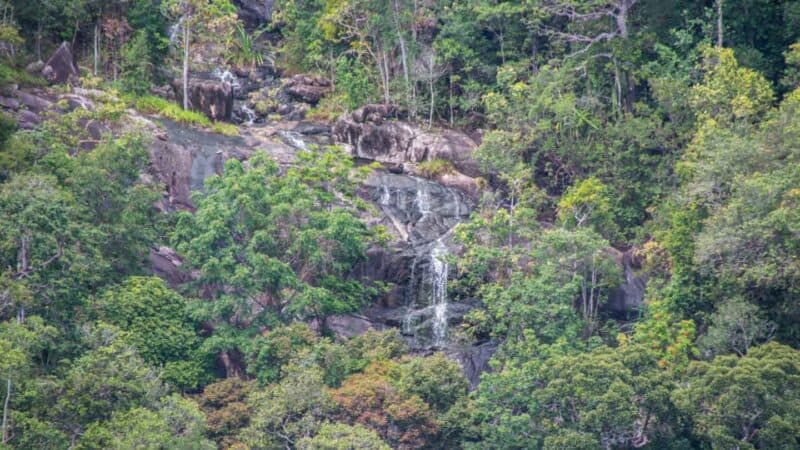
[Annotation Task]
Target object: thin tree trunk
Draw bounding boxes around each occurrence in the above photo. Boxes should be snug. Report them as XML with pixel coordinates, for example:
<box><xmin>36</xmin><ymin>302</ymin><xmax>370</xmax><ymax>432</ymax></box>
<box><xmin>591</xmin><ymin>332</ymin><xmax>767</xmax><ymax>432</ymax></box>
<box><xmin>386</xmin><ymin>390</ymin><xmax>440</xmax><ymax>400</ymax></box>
<box><xmin>716</xmin><ymin>0</ymin><xmax>724</xmax><ymax>47</ymax></box>
<box><xmin>93</xmin><ymin>21</ymin><xmax>99</xmax><ymax>76</ymax></box>
<box><xmin>613</xmin><ymin>60</ymin><xmax>622</xmax><ymax>117</ymax></box>
<box><xmin>448</xmin><ymin>73</ymin><xmax>453</xmax><ymax>126</ymax></box>
<box><xmin>36</xmin><ymin>22</ymin><xmax>42</xmax><ymax>61</ymax></box>
<box><xmin>1</xmin><ymin>308</ymin><xmax>21</xmax><ymax>445</ymax></box>
<box><xmin>183</xmin><ymin>23</ymin><xmax>190</xmax><ymax>110</ymax></box>
<box><xmin>380</xmin><ymin>49</ymin><xmax>391</xmax><ymax>104</ymax></box>
<box><xmin>499</xmin><ymin>32</ymin><xmax>505</xmax><ymax>64</ymax></box>
<box><xmin>71</xmin><ymin>20</ymin><xmax>79</xmax><ymax>50</ymax></box>
<box><xmin>428</xmin><ymin>53</ymin><xmax>435</xmax><ymax>128</ymax></box>
<box><xmin>392</xmin><ymin>0</ymin><xmax>411</xmax><ymax>110</ymax></box>
<box><xmin>1</xmin><ymin>378</ymin><xmax>9</xmax><ymax>444</ymax></box>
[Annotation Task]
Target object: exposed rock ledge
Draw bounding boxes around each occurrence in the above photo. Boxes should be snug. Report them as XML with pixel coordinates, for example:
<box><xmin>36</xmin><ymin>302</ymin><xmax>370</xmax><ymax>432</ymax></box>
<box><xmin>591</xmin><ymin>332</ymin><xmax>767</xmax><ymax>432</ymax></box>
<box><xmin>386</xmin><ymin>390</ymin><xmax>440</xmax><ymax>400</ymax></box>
<box><xmin>333</xmin><ymin>104</ymin><xmax>482</xmax><ymax>196</ymax></box>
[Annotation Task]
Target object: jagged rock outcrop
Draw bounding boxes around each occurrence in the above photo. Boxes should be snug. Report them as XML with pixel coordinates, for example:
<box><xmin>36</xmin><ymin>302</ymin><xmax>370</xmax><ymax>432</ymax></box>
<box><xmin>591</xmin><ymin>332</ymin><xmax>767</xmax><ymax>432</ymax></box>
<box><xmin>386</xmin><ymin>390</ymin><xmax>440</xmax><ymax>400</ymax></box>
<box><xmin>333</xmin><ymin>104</ymin><xmax>481</xmax><ymax>178</ymax></box>
<box><xmin>606</xmin><ymin>247</ymin><xmax>648</xmax><ymax>317</ymax></box>
<box><xmin>41</xmin><ymin>42</ymin><xmax>78</xmax><ymax>85</ymax></box>
<box><xmin>25</xmin><ymin>60</ymin><xmax>44</xmax><ymax>75</ymax></box>
<box><xmin>16</xmin><ymin>90</ymin><xmax>52</xmax><ymax>113</ymax></box>
<box><xmin>234</xmin><ymin>0</ymin><xmax>275</xmax><ymax>27</ymax></box>
<box><xmin>449</xmin><ymin>342</ymin><xmax>497</xmax><ymax>388</ymax></box>
<box><xmin>171</xmin><ymin>79</ymin><xmax>234</xmax><ymax>121</ymax></box>
<box><xmin>149</xmin><ymin>246</ymin><xmax>195</xmax><ymax>287</ymax></box>
<box><xmin>284</xmin><ymin>74</ymin><xmax>332</xmax><ymax>104</ymax></box>
<box><xmin>146</xmin><ymin>117</ymin><xmax>301</xmax><ymax>211</ymax></box>
<box><xmin>324</xmin><ymin>314</ymin><xmax>383</xmax><ymax>340</ymax></box>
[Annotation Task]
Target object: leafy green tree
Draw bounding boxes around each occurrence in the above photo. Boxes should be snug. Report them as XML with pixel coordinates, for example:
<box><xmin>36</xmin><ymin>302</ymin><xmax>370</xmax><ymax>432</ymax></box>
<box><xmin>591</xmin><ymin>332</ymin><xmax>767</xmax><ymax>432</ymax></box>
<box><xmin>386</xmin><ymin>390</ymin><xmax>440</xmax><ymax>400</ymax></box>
<box><xmin>689</xmin><ymin>47</ymin><xmax>774</xmax><ymax>123</ymax></box>
<box><xmin>698</xmin><ymin>297</ymin><xmax>775</xmax><ymax>358</ymax></box>
<box><xmin>0</xmin><ymin>316</ymin><xmax>57</xmax><ymax>446</ymax></box>
<box><xmin>118</xmin><ymin>30</ymin><xmax>153</xmax><ymax>95</ymax></box>
<box><xmin>557</xmin><ymin>177</ymin><xmax>619</xmax><ymax>240</ymax></box>
<box><xmin>470</xmin><ymin>344</ymin><xmax>678</xmax><ymax>449</ymax></box>
<box><xmin>674</xmin><ymin>342</ymin><xmax>800</xmax><ymax>449</ymax></box>
<box><xmin>239</xmin><ymin>364</ymin><xmax>335</xmax><ymax>449</ymax></box>
<box><xmin>297</xmin><ymin>422</ymin><xmax>391</xmax><ymax>450</ymax></box>
<box><xmin>245</xmin><ymin>322</ymin><xmax>319</xmax><ymax>385</ymax></box>
<box><xmin>53</xmin><ymin>323</ymin><xmax>166</xmax><ymax>444</ymax></box>
<box><xmin>0</xmin><ymin>173</ymin><xmax>95</xmax><ymax>323</ymax></box>
<box><xmin>335</xmin><ymin>56</ymin><xmax>374</xmax><ymax>110</ymax></box>
<box><xmin>173</xmin><ymin>148</ymin><xmax>378</xmax><ymax>376</ymax></box>
<box><xmin>78</xmin><ymin>394</ymin><xmax>214</xmax><ymax>450</ymax></box>
<box><xmin>94</xmin><ymin>276</ymin><xmax>207</xmax><ymax>389</ymax></box>
<box><xmin>396</xmin><ymin>353</ymin><xmax>468</xmax><ymax>414</ymax></box>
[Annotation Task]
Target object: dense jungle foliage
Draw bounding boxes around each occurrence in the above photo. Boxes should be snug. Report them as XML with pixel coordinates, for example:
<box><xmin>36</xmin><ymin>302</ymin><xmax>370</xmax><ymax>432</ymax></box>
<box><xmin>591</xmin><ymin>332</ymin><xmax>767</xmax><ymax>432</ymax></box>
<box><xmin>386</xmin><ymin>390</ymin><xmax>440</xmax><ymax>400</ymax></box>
<box><xmin>1</xmin><ymin>0</ymin><xmax>800</xmax><ymax>448</ymax></box>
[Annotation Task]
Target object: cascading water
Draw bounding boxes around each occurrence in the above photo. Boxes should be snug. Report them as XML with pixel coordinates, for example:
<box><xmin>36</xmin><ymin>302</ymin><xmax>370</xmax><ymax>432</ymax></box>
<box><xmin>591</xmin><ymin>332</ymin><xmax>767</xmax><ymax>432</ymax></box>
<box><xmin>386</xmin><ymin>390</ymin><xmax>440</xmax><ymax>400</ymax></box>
<box><xmin>415</xmin><ymin>184</ymin><xmax>431</xmax><ymax>216</ymax></box>
<box><xmin>277</xmin><ymin>130</ymin><xmax>310</xmax><ymax>150</ymax></box>
<box><xmin>364</xmin><ymin>172</ymin><xmax>471</xmax><ymax>348</ymax></box>
<box><xmin>168</xmin><ymin>17</ymin><xmax>185</xmax><ymax>45</ymax></box>
<box><xmin>212</xmin><ymin>67</ymin><xmax>241</xmax><ymax>90</ymax></box>
<box><xmin>240</xmin><ymin>104</ymin><xmax>257</xmax><ymax>126</ymax></box>
<box><xmin>379</xmin><ymin>184</ymin><xmax>391</xmax><ymax>205</ymax></box>
<box><xmin>430</xmin><ymin>239</ymin><xmax>450</xmax><ymax>345</ymax></box>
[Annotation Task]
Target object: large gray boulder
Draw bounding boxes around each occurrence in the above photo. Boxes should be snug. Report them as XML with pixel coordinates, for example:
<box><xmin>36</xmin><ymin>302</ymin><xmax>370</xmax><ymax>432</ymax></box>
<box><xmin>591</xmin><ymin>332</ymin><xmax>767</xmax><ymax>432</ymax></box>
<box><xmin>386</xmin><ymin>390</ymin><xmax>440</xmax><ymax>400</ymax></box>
<box><xmin>333</xmin><ymin>104</ymin><xmax>481</xmax><ymax>178</ymax></box>
<box><xmin>233</xmin><ymin>0</ymin><xmax>275</xmax><ymax>27</ymax></box>
<box><xmin>606</xmin><ymin>247</ymin><xmax>648</xmax><ymax>317</ymax></box>
<box><xmin>41</xmin><ymin>42</ymin><xmax>78</xmax><ymax>85</ymax></box>
<box><xmin>149</xmin><ymin>246</ymin><xmax>194</xmax><ymax>287</ymax></box>
<box><xmin>324</xmin><ymin>314</ymin><xmax>382</xmax><ymax>340</ymax></box>
<box><xmin>284</xmin><ymin>74</ymin><xmax>332</xmax><ymax>104</ymax></box>
<box><xmin>171</xmin><ymin>79</ymin><xmax>234</xmax><ymax>121</ymax></box>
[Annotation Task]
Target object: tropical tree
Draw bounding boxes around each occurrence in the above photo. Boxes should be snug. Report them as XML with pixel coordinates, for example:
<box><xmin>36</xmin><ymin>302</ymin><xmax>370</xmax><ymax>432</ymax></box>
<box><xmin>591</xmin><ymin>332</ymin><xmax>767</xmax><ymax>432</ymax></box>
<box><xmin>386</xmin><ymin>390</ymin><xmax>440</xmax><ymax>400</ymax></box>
<box><xmin>162</xmin><ymin>0</ymin><xmax>238</xmax><ymax>109</ymax></box>
<box><xmin>173</xmin><ymin>147</ymin><xmax>379</xmax><ymax>376</ymax></box>
<box><xmin>674</xmin><ymin>342</ymin><xmax>800</xmax><ymax>449</ymax></box>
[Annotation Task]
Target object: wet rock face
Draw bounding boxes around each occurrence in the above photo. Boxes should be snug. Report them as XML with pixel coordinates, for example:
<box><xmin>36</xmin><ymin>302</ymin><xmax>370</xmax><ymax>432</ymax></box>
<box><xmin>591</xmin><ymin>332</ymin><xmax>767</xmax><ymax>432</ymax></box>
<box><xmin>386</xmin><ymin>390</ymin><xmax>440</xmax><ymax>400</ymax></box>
<box><xmin>333</xmin><ymin>104</ymin><xmax>481</xmax><ymax>177</ymax></box>
<box><xmin>41</xmin><ymin>42</ymin><xmax>79</xmax><ymax>85</ymax></box>
<box><xmin>147</xmin><ymin>118</ymin><xmax>250</xmax><ymax>210</ymax></box>
<box><xmin>171</xmin><ymin>79</ymin><xmax>234</xmax><ymax>121</ymax></box>
<box><xmin>361</xmin><ymin>171</ymin><xmax>472</xmax><ymax>245</ymax></box>
<box><xmin>606</xmin><ymin>248</ymin><xmax>648</xmax><ymax>318</ymax></box>
<box><xmin>146</xmin><ymin>118</ymin><xmax>302</xmax><ymax>211</ymax></box>
<box><xmin>448</xmin><ymin>341</ymin><xmax>497</xmax><ymax>388</ymax></box>
<box><xmin>353</xmin><ymin>171</ymin><xmax>476</xmax><ymax>350</ymax></box>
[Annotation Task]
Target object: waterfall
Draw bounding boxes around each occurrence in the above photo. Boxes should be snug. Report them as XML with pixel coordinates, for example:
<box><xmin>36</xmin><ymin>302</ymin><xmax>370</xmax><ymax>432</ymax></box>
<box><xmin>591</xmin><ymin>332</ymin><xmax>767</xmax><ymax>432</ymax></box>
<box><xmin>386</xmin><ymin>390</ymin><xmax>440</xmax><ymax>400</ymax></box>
<box><xmin>403</xmin><ymin>257</ymin><xmax>418</xmax><ymax>335</ymax></box>
<box><xmin>168</xmin><ymin>16</ymin><xmax>185</xmax><ymax>46</ymax></box>
<box><xmin>277</xmin><ymin>130</ymin><xmax>309</xmax><ymax>150</ymax></box>
<box><xmin>240</xmin><ymin>104</ymin><xmax>256</xmax><ymax>126</ymax></box>
<box><xmin>415</xmin><ymin>183</ymin><xmax>431</xmax><ymax>216</ymax></box>
<box><xmin>430</xmin><ymin>239</ymin><xmax>449</xmax><ymax>345</ymax></box>
<box><xmin>379</xmin><ymin>184</ymin><xmax>391</xmax><ymax>205</ymax></box>
<box><xmin>212</xmin><ymin>67</ymin><xmax>241</xmax><ymax>90</ymax></box>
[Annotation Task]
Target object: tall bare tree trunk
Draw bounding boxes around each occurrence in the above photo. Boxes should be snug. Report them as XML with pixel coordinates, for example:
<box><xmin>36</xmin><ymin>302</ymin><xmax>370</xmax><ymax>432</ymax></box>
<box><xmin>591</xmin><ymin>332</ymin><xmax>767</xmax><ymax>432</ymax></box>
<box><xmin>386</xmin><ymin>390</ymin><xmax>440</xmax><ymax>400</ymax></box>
<box><xmin>392</xmin><ymin>0</ymin><xmax>411</xmax><ymax>111</ymax></box>
<box><xmin>2</xmin><ymin>309</ymin><xmax>22</xmax><ymax>445</ymax></box>
<box><xmin>36</xmin><ymin>22</ymin><xmax>42</xmax><ymax>61</ymax></box>
<box><xmin>717</xmin><ymin>0</ymin><xmax>724</xmax><ymax>47</ymax></box>
<box><xmin>448</xmin><ymin>73</ymin><xmax>454</xmax><ymax>126</ymax></box>
<box><xmin>378</xmin><ymin>49</ymin><xmax>391</xmax><ymax>104</ymax></box>
<box><xmin>1</xmin><ymin>378</ymin><xmax>9</xmax><ymax>445</ymax></box>
<box><xmin>93</xmin><ymin>21</ymin><xmax>99</xmax><ymax>76</ymax></box>
<box><xmin>183</xmin><ymin>23</ymin><xmax>190</xmax><ymax>110</ymax></box>
<box><xmin>428</xmin><ymin>53</ymin><xmax>435</xmax><ymax>128</ymax></box>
